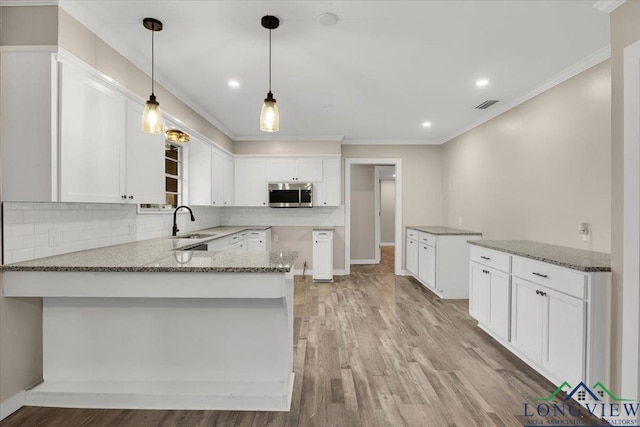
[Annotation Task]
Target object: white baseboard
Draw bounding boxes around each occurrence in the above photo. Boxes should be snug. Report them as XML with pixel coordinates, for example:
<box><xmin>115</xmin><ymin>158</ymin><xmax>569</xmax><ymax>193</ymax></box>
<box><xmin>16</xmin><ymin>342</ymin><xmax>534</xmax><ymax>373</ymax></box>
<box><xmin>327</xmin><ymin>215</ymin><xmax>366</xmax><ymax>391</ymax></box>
<box><xmin>293</xmin><ymin>269</ymin><xmax>348</xmax><ymax>276</ymax></box>
<box><xmin>398</xmin><ymin>269</ymin><xmax>413</xmax><ymax>276</ymax></box>
<box><xmin>380</xmin><ymin>242</ymin><xmax>395</xmax><ymax>247</ymax></box>
<box><xmin>351</xmin><ymin>259</ymin><xmax>377</xmax><ymax>265</ymax></box>
<box><xmin>0</xmin><ymin>390</ymin><xmax>25</xmax><ymax>421</ymax></box>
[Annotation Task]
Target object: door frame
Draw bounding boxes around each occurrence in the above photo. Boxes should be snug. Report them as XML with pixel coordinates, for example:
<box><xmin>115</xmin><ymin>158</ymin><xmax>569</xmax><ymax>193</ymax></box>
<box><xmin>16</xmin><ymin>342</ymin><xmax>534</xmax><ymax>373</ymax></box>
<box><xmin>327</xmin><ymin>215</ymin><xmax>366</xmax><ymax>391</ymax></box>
<box><xmin>622</xmin><ymin>39</ymin><xmax>640</xmax><ymax>402</ymax></box>
<box><xmin>345</xmin><ymin>158</ymin><xmax>402</xmax><ymax>276</ymax></box>
<box><xmin>374</xmin><ymin>166</ymin><xmax>396</xmax><ymax>264</ymax></box>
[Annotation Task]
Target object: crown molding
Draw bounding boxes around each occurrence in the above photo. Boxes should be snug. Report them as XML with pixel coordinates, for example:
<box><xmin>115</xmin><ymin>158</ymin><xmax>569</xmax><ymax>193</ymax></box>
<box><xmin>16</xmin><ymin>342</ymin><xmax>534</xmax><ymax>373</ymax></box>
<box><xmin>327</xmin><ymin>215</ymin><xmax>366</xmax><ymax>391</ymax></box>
<box><xmin>0</xmin><ymin>1</ymin><xmax>58</xmax><ymax>5</ymax></box>
<box><xmin>436</xmin><ymin>44</ymin><xmax>611</xmax><ymax>145</ymax></box>
<box><xmin>341</xmin><ymin>139</ymin><xmax>439</xmax><ymax>146</ymax></box>
<box><xmin>234</xmin><ymin>135</ymin><xmax>344</xmax><ymax>142</ymax></box>
<box><xmin>593</xmin><ymin>0</ymin><xmax>627</xmax><ymax>13</ymax></box>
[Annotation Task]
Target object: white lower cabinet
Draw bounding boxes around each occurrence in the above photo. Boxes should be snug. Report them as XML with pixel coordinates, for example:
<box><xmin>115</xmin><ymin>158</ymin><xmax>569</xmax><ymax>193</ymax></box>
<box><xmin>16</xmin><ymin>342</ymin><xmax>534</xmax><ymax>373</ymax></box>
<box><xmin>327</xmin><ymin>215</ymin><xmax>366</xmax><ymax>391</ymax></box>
<box><xmin>417</xmin><ymin>243</ymin><xmax>436</xmax><ymax>290</ymax></box>
<box><xmin>470</xmin><ymin>261</ymin><xmax>510</xmax><ymax>342</ymax></box>
<box><xmin>406</xmin><ymin>237</ymin><xmax>419</xmax><ymax>276</ymax></box>
<box><xmin>247</xmin><ymin>229</ymin><xmax>272</xmax><ymax>251</ymax></box>
<box><xmin>313</xmin><ymin>229</ymin><xmax>333</xmax><ymax>282</ymax></box>
<box><xmin>469</xmin><ymin>244</ymin><xmax>608</xmax><ymax>394</ymax></box>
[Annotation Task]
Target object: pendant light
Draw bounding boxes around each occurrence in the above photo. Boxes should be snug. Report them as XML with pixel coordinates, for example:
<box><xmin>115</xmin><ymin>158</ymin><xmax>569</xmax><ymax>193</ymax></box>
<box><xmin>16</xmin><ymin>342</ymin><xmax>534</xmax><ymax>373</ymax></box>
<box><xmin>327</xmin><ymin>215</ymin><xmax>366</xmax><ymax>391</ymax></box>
<box><xmin>142</xmin><ymin>17</ymin><xmax>163</xmax><ymax>134</ymax></box>
<box><xmin>260</xmin><ymin>15</ymin><xmax>280</xmax><ymax>132</ymax></box>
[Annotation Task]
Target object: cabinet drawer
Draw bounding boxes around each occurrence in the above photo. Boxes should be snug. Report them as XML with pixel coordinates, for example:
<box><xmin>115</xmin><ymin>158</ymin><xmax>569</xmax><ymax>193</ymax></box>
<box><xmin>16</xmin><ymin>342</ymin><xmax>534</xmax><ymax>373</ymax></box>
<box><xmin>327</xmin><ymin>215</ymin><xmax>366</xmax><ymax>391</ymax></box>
<box><xmin>248</xmin><ymin>231</ymin><xmax>263</xmax><ymax>237</ymax></box>
<box><xmin>470</xmin><ymin>246</ymin><xmax>511</xmax><ymax>273</ymax></box>
<box><xmin>512</xmin><ymin>257</ymin><xmax>586</xmax><ymax>299</ymax></box>
<box><xmin>418</xmin><ymin>232</ymin><xmax>437</xmax><ymax>247</ymax></box>
<box><xmin>406</xmin><ymin>229</ymin><xmax>419</xmax><ymax>240</ymax></box>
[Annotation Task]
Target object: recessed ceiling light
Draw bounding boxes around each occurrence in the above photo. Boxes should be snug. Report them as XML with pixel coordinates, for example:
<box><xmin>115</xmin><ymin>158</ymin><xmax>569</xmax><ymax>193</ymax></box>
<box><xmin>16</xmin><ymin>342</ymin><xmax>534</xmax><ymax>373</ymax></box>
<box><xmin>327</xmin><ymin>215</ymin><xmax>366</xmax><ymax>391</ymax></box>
<box><xmin>422</xmin><ymin>121</ymin><xmax>432</xmax><ymax>128</ymax></box>
<box><xmin>476</xmin><ymin>78</ymin><xmax>489</xmax><ymax>87</ymax></box>
<box><xmin>317</xmin><ymin>12</ymin><xmax>339</xmax><ymax>26</ymax></box>
<box><xmin>228</xmin><ymin>80</ymin><xmax>240</xmax><ymax>88</ymax></box>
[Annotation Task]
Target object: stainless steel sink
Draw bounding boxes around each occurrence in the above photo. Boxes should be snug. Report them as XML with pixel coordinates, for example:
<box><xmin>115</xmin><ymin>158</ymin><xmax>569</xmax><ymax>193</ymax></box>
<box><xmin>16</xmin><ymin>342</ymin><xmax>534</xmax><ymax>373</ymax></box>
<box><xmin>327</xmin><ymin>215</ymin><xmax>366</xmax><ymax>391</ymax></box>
<box><xmin>170</xmin><ymin>233</ymin><xmax>217</xmax><ymax>240</ymax></box>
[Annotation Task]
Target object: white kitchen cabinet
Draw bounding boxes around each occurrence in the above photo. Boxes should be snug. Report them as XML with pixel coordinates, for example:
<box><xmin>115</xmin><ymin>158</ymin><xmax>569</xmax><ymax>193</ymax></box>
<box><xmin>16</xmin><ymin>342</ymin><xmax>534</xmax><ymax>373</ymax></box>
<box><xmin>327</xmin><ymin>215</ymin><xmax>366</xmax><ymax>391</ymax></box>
<box><xmin>124</xmin><ymin>100</ymin><xmax>165</xmax><ymax>204</ymax></box>
<box><xmin>407</xmin><ymin>227</ymin><xmax>481</xmax><ymax>299</ymax></box>
<box><xmin>313</xmin><ymin>229</ymin><xmax>334</xmax><ymax>281</ymax></box>
<box><xmin>211</xmin><ymin>150</ymin><xmax>224</xmax><ymax>206</ymax></box>
<box><xmin>188</xmin><ymin>137</ymin><xmax>212</xmax><ymax>206</ymax></box>
<box><xmin>468</xmin><ymin>243</ymin><xmax>609</xmax><ymax>395</ymax></box>
<box><xmin>470</xmin><ymin>260</ymin><xmax>510</xmax><ymax>342</ymax></box>
<box><xmin>59</xmin><ymin>62</ymin><xmax>126</xmax><ymax>203</ymax></box>
<box><xmin>247</xmin><ymin>229</ymin><xmax>272</xmax><ymax>251</ymax></box>
<box><xmin>234</xmin><ymin>158</ymin><xmax>268</xmax><ymax>206</ymax></box>
<box><xmin>406</xmin><ymin>236</ymin><xmax>419</xmax><ymax>276</ymax></box>
<box><xmin>267</xmin><ymin>158</ymin><xmax>323</xmax><ymax>182</ymax></box>
<box><xmin>314</xmin><ymin>158</ymin><xmax>341</xmax><ymax>207</ymax></box>
<box><xmin>223</xmin><ymin>156</ymin><xmax>235</xmax><ymax>206</ymax></box>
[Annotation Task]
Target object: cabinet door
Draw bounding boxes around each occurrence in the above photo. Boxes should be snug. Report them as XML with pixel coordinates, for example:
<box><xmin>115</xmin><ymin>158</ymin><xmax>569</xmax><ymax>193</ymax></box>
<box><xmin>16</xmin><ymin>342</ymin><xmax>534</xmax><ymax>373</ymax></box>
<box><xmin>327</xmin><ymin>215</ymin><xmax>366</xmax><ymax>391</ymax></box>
<box><xmin>59</xmin><ymin>64</ymin><xmax>125</xmax><ymax>203</ymax></box>
<box><xmin>267</xmin><ymin>159</ymin><xmax>296</xmax><ymax>182</ymax></box>
<box><xmin>188</xmin><ymin>138</ymin><xmax>212</xmax><ymax>206</ymax></box>
<box><xmin>211</xmin><ymin>150</ymin><xmax>224</xmax><ymax>206</ymax></box>
<box><xmin>488</xmin><ymin>269</ymin><xmax>511</xmax><ymax>341</ymax></box>
<box><xmin>248</xmin><ymin>237</ymin><xmax>266</xmax><ymax>251</ymax></box>
<box><xmin>544</xmin><ymin>289</ymin><xmax>586</xmax><ymax>386</ymax></box>
<box><xmin>125</xmin><ymin>100</ymin><xmax>164</xmax><ymax>204</ymax></box>
<box><xmin>322</xmin><ymin>158</ymin><xmax>341</xmax><ymax>206</ymax></box>
<box><xmin>313</xmin><ymin>236</ymin><xmax>333</xmax><ymax>280</ymax></box>
<box><xmin>469</xmin><ymin>262</ymin><xmax>490</xmax><ymax>323</ymax></box>
<box><xmin>406</xmin><ymin>238</ymin><xmax>419</xmax><ymax>276</ymax></box>
<box><xmin>425</xmin><ymin>244</ymin><xmax>436</xmax><ymax>288</ymax></box>
<box><xmin>417</xmin><ymin>244</ymin><xmax>431</xmax><ymax>287</ymax></box>
<box><xmin>223</xmin><ymin>156</ymin><xmax>234</xmax><ymax>206</ymax></box>
<box><xmin>234</xmin><ymin>158</ymin><xmax>267</xmax><ymax>206</ymax></box>
<box><xmin>511</xmin><ymin>278</ymin><xmax>544</xmax><ymax>364</ymax></box>
<box><xmin>296</xmin><ymin>158</ymin><xmax>323</xmax><ymax>182</ymax></box>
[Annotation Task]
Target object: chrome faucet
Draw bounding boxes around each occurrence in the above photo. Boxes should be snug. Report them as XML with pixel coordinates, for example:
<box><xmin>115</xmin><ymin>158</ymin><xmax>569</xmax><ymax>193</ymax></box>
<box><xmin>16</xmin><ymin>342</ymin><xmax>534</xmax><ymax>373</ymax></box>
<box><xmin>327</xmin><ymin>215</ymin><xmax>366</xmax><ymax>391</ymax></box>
<box><xmin>172</xmin><ymin>205</ymin><xmax>196</xmax><ymax>236</ymax></box>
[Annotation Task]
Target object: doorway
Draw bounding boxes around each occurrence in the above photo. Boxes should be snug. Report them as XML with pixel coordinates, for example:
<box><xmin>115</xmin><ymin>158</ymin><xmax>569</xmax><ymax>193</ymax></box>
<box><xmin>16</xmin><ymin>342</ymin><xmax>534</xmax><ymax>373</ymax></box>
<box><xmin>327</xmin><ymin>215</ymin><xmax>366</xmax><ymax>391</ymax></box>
<box><xmin>375</xmin><ymin>166</ymin><xmax>396</xmax><ymax>269</ymax></box>
<box><xmin>345</xmin><ymin>158</ymin><xmax>402</xmax><ymax>276</ymax></box>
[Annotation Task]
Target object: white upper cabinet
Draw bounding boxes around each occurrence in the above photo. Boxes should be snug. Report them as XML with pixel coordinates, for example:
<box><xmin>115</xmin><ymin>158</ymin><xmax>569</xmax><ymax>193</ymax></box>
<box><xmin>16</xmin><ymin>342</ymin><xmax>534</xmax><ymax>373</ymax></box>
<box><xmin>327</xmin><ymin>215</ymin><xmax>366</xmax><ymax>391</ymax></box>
<box><xmin>211</xmin><ymin>149</ymin><xmax>224</xmax><ymax>206</ymax></box>
<box><xmin>267</xmin><ymin>158</ymin><xmax>324</xmax><ymax>182</ymax></box>
<box><xmin>188</xmin><ymin>137</ymin><xmax>212</xmax><ymax>206</ymax></box>
<box><xmin>314</xmin><ymin>158</ymin><xmax>341</xmax><ymax>207</ymax></box>
<box><xmin>124</xmin><ymin>100</ymin><xmax>164</xmax><ymax>204</ymax></box>
<box><xmin>234</xmin><ymin>158</ymin><xmax>267</xmax><ymax>206</ymax></box>
<box><xmin>59</xmin><ymin>62</ymin><xmax>126</xmax><ymax>203</ymax></box>
<box><xmin>223</xmin><ymin>156</ymin><xmax>235</xmax><ymax>206</ymax></box>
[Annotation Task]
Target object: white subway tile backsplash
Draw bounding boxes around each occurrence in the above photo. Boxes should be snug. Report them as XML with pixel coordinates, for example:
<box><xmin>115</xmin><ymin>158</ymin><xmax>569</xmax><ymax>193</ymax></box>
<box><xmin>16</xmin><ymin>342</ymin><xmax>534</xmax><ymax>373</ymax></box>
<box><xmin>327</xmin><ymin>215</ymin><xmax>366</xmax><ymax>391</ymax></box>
<box><xmin>12</xmin><ymin>247</ymin><xmax>35</xmax><ymax>263</ymax></box>
<box><xmin>23</xmin><ymin>234</ymin><xmax>47</xmax><ymax>248</ymax></box>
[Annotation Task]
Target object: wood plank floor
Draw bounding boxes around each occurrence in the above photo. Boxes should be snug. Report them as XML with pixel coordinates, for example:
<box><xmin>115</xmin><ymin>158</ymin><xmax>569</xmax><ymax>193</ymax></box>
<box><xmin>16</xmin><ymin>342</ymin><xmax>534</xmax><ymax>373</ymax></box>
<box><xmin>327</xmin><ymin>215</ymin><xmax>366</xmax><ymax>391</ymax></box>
<box><xmin>1</xmin><ymin>247</ymin><xmax>606</xmax><ymax>426</ymax></box>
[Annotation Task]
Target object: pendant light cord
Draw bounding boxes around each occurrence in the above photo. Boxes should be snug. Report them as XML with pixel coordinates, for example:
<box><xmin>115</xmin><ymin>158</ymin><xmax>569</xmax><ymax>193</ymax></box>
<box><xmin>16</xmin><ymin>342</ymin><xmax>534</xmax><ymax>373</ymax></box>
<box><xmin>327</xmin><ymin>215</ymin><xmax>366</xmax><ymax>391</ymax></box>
<box><xmin>151</xmin><ymin>28</ymin><xmax>155</xmax><ymax>95</ymax></box>
<box><xmin>268</xmin><ymin>29</ymin><xmax>272</xmax><ymax>93</ymax></box>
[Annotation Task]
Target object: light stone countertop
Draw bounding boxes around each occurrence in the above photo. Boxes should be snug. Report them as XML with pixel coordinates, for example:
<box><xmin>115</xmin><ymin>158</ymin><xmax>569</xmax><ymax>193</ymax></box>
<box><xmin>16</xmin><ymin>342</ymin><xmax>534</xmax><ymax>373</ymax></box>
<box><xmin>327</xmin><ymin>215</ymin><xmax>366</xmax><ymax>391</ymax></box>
<box><xmin>1</xmin><ymin>225</ymin><xmax>298</xmax><ymax>273</ymax></box>
<box><xmin>468</xmin><ymin>240</ymin><xmax>611</xmax><ymax>272</ymax></box>
<box><xmin>407</xmin><ymin>226</ymin><xmax>482</xmax><ymax>236</ymax></box>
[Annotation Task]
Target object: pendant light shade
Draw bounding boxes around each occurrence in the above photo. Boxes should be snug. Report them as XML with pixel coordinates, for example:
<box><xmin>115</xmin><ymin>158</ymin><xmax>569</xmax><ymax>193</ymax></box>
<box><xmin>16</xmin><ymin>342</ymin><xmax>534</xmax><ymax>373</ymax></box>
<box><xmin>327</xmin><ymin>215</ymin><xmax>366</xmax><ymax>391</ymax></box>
<box><xmin>142</xmin><ymin>18</ymin><xmax>163</xmax><ymax>134</ymax></box>
<box><xmin>260</xmin><ymin>15</ymin><xmax>280</xmax><ymax>132</ymax></box>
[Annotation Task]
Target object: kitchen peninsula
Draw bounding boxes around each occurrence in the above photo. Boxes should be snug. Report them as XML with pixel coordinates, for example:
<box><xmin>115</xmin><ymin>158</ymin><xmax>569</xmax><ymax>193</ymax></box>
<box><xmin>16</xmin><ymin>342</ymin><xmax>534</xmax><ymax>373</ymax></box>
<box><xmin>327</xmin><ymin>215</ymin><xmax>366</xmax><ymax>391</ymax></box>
<box><xmin>2</xmin><ymin>226</ymin><xmax>297</xmax><ymax>412</ymax></box>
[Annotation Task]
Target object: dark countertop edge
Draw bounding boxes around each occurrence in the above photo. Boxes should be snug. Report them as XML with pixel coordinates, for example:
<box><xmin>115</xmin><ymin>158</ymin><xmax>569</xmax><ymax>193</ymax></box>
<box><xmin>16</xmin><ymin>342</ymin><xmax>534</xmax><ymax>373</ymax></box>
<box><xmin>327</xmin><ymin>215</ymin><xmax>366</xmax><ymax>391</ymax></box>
<box><xmin>2</xmin><ymin>266</ymin><xmax>292</xmax><ymax>273</ymax></box>
<box><xmin>406</xmin><ymin>226</ymin><xmax>482</xmax><ymax>236</ymax></box>
<box><xmin>467</xmin><ymin>240</ymin><xmax>611</xmax><ymax>273</ymax></box>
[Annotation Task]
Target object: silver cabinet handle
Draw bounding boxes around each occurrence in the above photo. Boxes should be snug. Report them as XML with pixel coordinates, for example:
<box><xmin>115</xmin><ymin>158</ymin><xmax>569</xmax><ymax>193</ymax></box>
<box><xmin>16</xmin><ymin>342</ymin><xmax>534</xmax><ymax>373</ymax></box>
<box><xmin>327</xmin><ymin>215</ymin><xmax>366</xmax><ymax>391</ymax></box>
<box><xmin>532</xmin><ymin>272</ymin><xmax>548</xmax><ymax>278</ymax></box>
<box><xmin>480</xmin><ymin>256</ymin><xmax>490</xmax><ymax>260</ymax></box>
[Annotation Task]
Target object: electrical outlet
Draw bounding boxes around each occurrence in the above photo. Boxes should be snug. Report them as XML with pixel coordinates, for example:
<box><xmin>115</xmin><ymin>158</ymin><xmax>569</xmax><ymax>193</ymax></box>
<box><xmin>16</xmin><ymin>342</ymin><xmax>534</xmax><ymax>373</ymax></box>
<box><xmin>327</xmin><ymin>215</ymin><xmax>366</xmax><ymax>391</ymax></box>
<box><xmin>273</xmin><ymin>235</ymin><xmax>279</xmax><ymax>243</ymax></box>
<box><xmin>458</xmin><ymin>217</ymin><xmax>463</xmax><ymax>226</ymax></box>
<box><xmin>578</xmin><ymin>222</ymin><xmax>591</xmax><ymax>242</ymax></box>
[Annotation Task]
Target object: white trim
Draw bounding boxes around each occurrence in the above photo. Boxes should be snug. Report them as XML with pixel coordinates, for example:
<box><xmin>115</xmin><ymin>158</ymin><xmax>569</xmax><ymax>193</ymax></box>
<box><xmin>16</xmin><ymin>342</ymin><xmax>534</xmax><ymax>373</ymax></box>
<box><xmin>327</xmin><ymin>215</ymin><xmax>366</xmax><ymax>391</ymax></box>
<box><xmin>351</xmin><ymin>259</ymin><xmax>377</xmax><ymax>265</ymax></box>
<box><xmin>436</xmin><ymin>45</ymin><xmax>612</xmax><ymax>145</ymax></box>
<box><xmin>0</xmin><ymin>0</ymin><xmax>58</xmax><ymax>5</ymax></box>
<box><xmin>374</xmin><ymin>167</ymin><xmax>382</xmax><ymax>264</ymax></box>
<box><xmin>292</xmin><ymin>269</ymin><xmax>346</xmax><ymax>276</ymax></box>
<box><xmin>398</xmin><ymin>270</ymin><xmax>412</xmax><ymax>276</ymax></box>
<box><xmin>622</xmin><ymin>39</ymin><xmax>640</xmax><ymax>403</ymax></box>
<box><xmin>0</xmin><ymin>390</ymin><xmax>25</xmax><ymax>421</ymax></box>
<box><xmin>234</xmin><ymin>135</ymin><xmax>344</xmax><ymax>142</ymax></box>
<box><xmin>593</xmin><ymin>0</ymin><xmax>627</xmax><ymax>13</ymax></box>
<box><xmin>380</xmin><ymin>243</ymin><xmax>395</xmax><ymax>247</ymax></box>
<box><xmin>0</xmin><ymin>45</ymin><xmax>57</xmax><ymax>52</ymax></box>
<box><xmin>345</xmin><ymin>158</ymin><xmax>402</xmax><ymax>276</ymax></box>
<box><xmin>342</xmin><ymin>139</ymin><xmax>438</xmax><ymax>146</ymax></box>
<box><xmin>233</xmin><ymin>154</ymin><xmax>341</xmax><ymax>158</ymax></box>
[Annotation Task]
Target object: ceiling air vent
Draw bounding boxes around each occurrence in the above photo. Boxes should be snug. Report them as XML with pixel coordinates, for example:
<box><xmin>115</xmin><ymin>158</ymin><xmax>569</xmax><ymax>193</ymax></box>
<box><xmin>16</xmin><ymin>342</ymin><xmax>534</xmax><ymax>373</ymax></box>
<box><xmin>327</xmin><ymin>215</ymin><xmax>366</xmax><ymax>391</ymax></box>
<box><xmin>475</xmin><ymin>100</ymin><xmax>499</xmax><ymax>110</ymax></box>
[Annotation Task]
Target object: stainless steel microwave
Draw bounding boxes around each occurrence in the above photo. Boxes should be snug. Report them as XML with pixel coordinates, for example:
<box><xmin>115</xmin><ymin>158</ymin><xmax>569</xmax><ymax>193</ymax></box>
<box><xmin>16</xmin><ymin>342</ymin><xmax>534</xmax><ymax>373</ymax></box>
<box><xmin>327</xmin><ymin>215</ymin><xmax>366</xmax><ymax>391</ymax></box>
<box><xmin>268</xmin><ymin>183</ymin><xmax>313</xmax><ymax>208</ymax></box>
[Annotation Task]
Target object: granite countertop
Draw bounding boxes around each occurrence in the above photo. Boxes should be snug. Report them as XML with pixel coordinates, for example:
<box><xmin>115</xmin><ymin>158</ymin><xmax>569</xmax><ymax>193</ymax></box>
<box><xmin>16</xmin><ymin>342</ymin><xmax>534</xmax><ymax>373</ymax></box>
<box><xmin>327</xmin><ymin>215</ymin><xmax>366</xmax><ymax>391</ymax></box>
<box><xmin>468</xmin><ymin>240</ymin><xmax>610</xmax><ymax>272</ymax></box>
<box><xmin>1</xmin><ymin>225</ymin><xmax>297</xmax><ymax>273</ymax></box>
<box><xmin>407</xmin><ymin>226</ymin><xmax>482</xmax><ymax>236</ymax></box>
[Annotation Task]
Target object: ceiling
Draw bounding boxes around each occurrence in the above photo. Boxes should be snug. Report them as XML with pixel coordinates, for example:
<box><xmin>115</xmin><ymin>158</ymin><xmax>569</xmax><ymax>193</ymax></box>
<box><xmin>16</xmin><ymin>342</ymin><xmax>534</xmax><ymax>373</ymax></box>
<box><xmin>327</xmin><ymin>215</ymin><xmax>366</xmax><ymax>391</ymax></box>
<box><xmin>57</xmin><ymin>1</ymin><xmax>610</xmax><ymax>144</ymax></box>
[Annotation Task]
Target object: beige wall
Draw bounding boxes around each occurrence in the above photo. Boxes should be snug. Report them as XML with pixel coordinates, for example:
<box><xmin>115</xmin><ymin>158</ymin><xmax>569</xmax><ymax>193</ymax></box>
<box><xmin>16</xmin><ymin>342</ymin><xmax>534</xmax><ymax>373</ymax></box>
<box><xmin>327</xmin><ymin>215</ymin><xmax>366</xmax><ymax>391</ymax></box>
<box><xmin>234</xmin><ymin>140</ymin><xmax>341</xmax><ymax>156</ymax></box>
<box><xmin>342</xmin><ymin>145</ymin><xmax>443</xmax><ymax>269</ymax></box>
<box><xmin>57</xmin><ymin>9</ymin><xmax>234</xmax><ymax>153</ymax></box>
<box><xmin>351</xmin><ymin>165</ymin><xmax>376</xmax><ymax>260</ymax></box>
<box><xmin>381</xmin><ymin>179</ymin><xmax>396</xmax><ymax>244</ymax></box>
<box><xmin>271</xmin><ymin>226</ymin><xmax>345</xmax><ymax>271</ymax></box>
<box><xmin>0</xmin><ymin>6</ymin><xmax>57</xmax><ymax>46</ymax></box>
<box><xmin>442</xmin><ymin>60</ymin><xmax>611</xmax><ymax>253</ymax></box>
<box><xmin>610</xmin><ymin>0</ymin><xmax>640</xmax><ymax>396</ymax></box>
